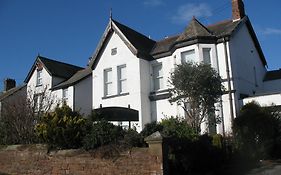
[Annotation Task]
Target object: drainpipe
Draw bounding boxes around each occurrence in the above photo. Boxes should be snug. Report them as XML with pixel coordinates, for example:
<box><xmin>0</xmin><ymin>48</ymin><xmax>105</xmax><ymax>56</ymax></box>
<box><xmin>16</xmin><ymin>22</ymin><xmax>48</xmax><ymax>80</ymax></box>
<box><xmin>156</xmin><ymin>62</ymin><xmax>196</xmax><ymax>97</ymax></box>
<box><xmin>223</xmin><ymin>38</ymin><xmax>235</xmax><ymax>124</ymax></box>
<box><xmin>215</xmin><ymin>44</ymin><xmax>226</xmax><ymax>136</ymax></box>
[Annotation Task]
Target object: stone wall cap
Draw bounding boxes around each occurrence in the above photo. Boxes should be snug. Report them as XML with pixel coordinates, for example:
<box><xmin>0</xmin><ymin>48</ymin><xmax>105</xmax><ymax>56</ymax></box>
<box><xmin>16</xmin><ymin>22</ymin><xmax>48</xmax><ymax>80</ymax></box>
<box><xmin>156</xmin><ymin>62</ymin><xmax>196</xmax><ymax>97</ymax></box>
<box><xmin>144</xmin><ymin>131</ymin><xmax>163</xmax><ymax>142</ymax></box>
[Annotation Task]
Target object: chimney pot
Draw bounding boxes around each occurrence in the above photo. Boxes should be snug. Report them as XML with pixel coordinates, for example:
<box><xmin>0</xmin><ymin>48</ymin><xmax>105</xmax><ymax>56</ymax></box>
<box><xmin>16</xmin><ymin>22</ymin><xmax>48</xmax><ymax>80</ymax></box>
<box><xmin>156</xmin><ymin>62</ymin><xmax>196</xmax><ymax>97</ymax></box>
<box><xmin>232</xmin><ymin>0</ymin><xmax>245</xmax><ymax>21</ymax></box>
<box><xmin>4</xmin><ymin>78</ymin><xmax>16</xmax><ymax>91</ymax></box>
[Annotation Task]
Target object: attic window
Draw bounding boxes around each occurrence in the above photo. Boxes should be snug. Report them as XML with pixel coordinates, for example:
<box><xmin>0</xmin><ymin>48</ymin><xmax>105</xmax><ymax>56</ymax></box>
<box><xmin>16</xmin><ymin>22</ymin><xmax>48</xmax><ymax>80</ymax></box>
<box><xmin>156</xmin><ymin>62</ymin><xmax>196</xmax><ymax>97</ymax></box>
<box><xmin>111</xmin><ymin>48</ymin><xmax>117</xmax><ymax>55</ymax></box>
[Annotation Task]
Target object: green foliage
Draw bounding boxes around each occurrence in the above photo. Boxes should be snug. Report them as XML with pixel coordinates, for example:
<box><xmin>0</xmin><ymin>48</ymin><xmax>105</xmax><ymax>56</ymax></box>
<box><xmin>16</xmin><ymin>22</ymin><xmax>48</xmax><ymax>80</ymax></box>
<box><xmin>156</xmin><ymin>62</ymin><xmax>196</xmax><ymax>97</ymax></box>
<box><xmin>233</xmin><ymin>102</ymin><xmax>281</xmax><ymax>160</ymax></box>
<box><xmin>212</xmin><ymin>134</ymin><xmax>223</xmax><ymax>149</ymax></box>
<box><xmin>140</xmin><ymin>121</ymin><xmax>163</xmax><ymax>138</ymax></box>
<box><xmin>35</xmin><ymin>104</ymin><xmax>89</xmax><ymax>149</ymax></box>
<box><xmin>169</xmin><ymin>62</ymin><xmax>223</xmax><ymax>134</ymax></box>
<box><xmin>123</xmin><ymin>129</ymin><xmax>143</xmax><ymax>147</ymax></box>
<box><xmin>83</xmin><ymin>120</ymin><xmax>124</xmax><ymax>150</ymax></box>
<box><xmin>161</xmin><ymin>117</ymin><xmax>197</xmax><ymax>140</ymax></box>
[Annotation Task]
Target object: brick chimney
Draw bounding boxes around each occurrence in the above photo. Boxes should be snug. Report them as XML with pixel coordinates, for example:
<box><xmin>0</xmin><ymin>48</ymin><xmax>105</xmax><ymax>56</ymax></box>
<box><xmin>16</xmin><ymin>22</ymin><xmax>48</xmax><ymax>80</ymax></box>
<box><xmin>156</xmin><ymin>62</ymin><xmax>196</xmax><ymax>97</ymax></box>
<box><xmin>4</xmin><ymin>78</ymin><xmax>16</xmax><ymax>91</ymax></box>
<box><xmin>232</xmin><ymin>0</ymin><xmax>245</xmax><ymax>21</ymax></box>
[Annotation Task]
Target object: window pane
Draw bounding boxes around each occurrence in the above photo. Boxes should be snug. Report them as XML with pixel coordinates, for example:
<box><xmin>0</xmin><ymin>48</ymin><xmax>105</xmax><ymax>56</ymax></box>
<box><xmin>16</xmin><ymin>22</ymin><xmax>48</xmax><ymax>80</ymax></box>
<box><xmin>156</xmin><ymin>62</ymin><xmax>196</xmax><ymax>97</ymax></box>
<box><xmin>37</xmin><ymin>70</ymin><xmax>43</xmax><ymax>86</ymax></box>
<box><xmin>181</xmin><ymin>49</ymin><xmax>195</xmax><ymax>63</ymax></box>
<box><xmin>118</xmin><ymin>65</ymin><xmax>126</xmax><ymax>94</ymax></box>
<box><xmin>203</xmin><ymin>48</ymin><xmax>211</xmax><ymax>64</ymax></box>
<box><xmin>104</xmin><ymin>69</ymin><xmax>112</xmax><ymax>96</ymax></box>
<box><xmin>153</xmin><ymin>64</ymin><xmax>163</xmax><ymax>90</ymax></box>
<box><xmin>120</xmin><ymin>80</ymin><xmax>126</xmax><ymax>93</ymax></box>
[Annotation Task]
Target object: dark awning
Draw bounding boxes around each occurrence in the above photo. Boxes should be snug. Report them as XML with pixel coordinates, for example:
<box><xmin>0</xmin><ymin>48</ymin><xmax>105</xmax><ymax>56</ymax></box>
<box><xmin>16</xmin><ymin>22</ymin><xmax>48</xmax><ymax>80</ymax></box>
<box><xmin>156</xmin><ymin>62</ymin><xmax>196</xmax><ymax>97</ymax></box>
<box><xmin>94</xmin><ymin>107</ymin><xmax>139</xmax><ymax>121</ymax></box>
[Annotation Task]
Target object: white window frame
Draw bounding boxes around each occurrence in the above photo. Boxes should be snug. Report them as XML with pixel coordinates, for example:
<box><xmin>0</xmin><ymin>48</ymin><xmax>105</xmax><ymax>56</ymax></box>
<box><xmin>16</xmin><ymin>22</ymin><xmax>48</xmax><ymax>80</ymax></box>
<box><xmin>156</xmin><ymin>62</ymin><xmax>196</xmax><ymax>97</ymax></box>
<box><xmin>62</xmin><ymin>88</ymin><xmax>68</xmax><ymax>101</ymax></box>
<box><xmin>202</xmin><ymin>48</ymin><xmax>212</xmax><ymax>64</ymax></box>
<box><xmin>181</xmin><ymin>49</ymin><xmax>195</xmax><ymax>64</ymax></box>
<box><xmin>152</xmin><ymin>63</ymin><xmax>163</xmax><ymax>91</ymax></box>
<box><xmin>104</xmin><ymin>68</ymin><xmax>113</xmax><ymax>96</ymax></box>
<box><xmin>117</xmin><ymin>64</ymin><xmax>127</xmax><ymax>94</ymax></box>
<box><xmin>36</xmin><ymin>70</ymin><xmax>43</xmax><ymax>86</ymax></box>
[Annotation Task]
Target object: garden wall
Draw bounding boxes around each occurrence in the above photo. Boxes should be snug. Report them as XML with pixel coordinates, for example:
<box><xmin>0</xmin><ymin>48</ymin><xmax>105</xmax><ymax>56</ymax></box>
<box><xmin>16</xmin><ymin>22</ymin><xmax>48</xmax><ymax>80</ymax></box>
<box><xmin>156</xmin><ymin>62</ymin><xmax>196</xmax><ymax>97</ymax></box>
<box><xmin>0</xmin><ymin>144</ymin><xmax>163</xmax><ymax>175</ymax></box>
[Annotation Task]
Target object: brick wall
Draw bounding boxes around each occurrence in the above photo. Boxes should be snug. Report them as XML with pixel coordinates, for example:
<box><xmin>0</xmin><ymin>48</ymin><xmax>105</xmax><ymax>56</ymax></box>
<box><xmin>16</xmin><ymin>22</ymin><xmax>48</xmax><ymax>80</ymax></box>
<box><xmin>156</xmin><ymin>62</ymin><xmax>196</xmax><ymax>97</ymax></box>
<box><xmin>0</xmin><ymin>144</ymin><xmax>163</xmax><ymax>175</ymax></box>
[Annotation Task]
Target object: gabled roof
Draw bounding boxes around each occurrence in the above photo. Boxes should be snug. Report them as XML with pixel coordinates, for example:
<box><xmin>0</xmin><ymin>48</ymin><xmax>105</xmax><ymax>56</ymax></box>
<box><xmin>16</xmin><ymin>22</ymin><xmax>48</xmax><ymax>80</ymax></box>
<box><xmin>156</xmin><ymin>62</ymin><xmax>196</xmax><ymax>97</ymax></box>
<box><xmin>24</xmin><ymin>56</ymin><xmax>83</xmax><ymax>83</ymax></box>
<box><xmin>90</xmin><ymin>18</ymin><xmax>156</xmax><ymax>69</ymax></box>
<box><xmin>51</xmin><ymin>67</ymin><xmax>92</xmax><ymax>90</ymax></box>
<box><xmin>264</xmin><ymin>69</ymin><xmax>281</xmax><ymax>81</ymax></box>
<box><xmin>0</xmin><ymin>84</ymin><xmax>27</xmax><ymax>101</ymax></box>
<box><xmin>176</xmin><ymin>17</ymin><xmax>214</xmax><ymax>42</ymax></box>
<box><xmin>90</xmin><ymin>16</ymin><xmax>267</xmax><ymax>68</ymax></box>
<box><xmin>112</xmin><ymin>19</ymin><xmax>156</xmax><ymax>58</ymax></box>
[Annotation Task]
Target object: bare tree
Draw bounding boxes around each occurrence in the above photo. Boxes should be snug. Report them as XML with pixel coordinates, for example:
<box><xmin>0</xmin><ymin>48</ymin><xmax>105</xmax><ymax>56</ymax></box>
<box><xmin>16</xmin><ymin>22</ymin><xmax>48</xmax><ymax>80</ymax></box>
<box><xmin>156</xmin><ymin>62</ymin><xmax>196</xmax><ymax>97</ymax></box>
<box><xmin>0</xmin><ymin>85</ymin><xmax>57</xmax><ymax>144</ymax></box>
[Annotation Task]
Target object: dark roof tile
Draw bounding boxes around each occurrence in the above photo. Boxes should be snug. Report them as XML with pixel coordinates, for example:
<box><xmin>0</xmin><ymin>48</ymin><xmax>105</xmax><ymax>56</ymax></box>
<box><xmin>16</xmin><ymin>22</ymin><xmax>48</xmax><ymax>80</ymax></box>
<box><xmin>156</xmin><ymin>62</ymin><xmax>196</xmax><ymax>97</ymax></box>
<box><xmin>264</xmin><ymin>69</ymin><xmax>281</xmax><ymax>81</ymax></box>
<box><xmin>112</xmin><ymin>19</ymin><xmax>156</xmax><ymax>58</ymax></box>
<box><xmin>51</xmin><ymin>67</ymin><xmax>92</xmax><ymax>90</ymax></box>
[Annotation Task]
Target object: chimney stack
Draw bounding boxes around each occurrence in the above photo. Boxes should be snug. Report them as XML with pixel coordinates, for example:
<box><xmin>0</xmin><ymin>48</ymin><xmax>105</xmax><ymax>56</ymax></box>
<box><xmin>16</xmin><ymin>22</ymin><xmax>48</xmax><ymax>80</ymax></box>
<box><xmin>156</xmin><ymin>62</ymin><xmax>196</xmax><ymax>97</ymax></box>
<box><xmin>232</xmin><ymin>0</ymin><xmax>245</xmax><ymax>21</ymax></box>
<box><xmin>4</xmin><ymin>78</ymin><xmax>16</xmax><ymax>91</ymax></box>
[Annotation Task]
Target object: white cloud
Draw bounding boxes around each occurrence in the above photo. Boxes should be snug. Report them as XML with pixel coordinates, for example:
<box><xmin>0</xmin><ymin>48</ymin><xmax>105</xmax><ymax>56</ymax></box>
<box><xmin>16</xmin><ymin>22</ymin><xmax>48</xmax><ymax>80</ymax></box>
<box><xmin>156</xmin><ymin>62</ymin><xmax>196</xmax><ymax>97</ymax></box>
<box><xmin>171</xmin><ymin>3</ymin><xmax>212</xmax><ymax>24</ymax></box>
<box><xmin>143</xmin><ymin>0</ymin><xmax>164</xmax><ymax>6</ymax></box>
<box><xmin>262</xmin><ymin>28</ymin><xmax>281</xmax><ymax>35</ymax></box>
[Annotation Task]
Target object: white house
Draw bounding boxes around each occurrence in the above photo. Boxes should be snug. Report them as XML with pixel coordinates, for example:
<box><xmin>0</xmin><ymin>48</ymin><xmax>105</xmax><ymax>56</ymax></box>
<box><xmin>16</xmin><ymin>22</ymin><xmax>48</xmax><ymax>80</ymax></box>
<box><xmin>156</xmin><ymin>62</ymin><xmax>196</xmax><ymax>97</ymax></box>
<box><xmin>89</xmin><ymin>0</ymin><xmax>280</xmax><ymax>134</ymax></box>
<box><xmin>24</xmin><ymin>55</ymin><xmax>92</xmax><ymax>116</ymax></box>
<box><xmin>14</xmin><ymin>0</ymin><xmax>281</xmax><ymax>134</ymax></box>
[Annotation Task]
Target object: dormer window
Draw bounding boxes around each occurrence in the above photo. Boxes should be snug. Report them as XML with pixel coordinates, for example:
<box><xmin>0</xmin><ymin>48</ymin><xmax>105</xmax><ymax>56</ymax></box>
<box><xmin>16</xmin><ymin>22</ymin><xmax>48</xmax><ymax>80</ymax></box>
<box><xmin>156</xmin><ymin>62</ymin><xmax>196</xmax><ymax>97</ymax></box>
<box><xmin>36</xmin><ymin>70</ymin><xmax>43</xmax><ymax>86</ymax></box>
<box><xmin>111</xmin><ymin>48</ymin><xmax>117</xmax><ymax>55</ymax></box>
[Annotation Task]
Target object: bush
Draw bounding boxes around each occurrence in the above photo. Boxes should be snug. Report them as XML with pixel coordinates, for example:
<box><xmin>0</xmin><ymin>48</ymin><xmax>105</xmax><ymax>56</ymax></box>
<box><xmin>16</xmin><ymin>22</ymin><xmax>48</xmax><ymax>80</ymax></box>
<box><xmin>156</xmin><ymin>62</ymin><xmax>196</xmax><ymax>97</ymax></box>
<box><xmin>140</xmin><ymin>121</ymin><xmax>163</xmax><ymax>138</ymax></box>
<box><xmin>233</xmin><ymin>102</ymin><xmax>281</xmax><ymax>160</ymax></box>
<box><xmin>123</xmin><ymin>129</ymin><xmax>143</xmax><ymax>147</ymax></box>
<box><xmin>161</xmin><ymin>117</ymin><xmax>197</xmax><ymax>140</ymax></box>
<box><xmin>83</xmin><ymin>120</ymin><xmax>124</xmax><ymax>150</ymax></box>
<box><xmin>35</xmin><ymin>104</ymin><xmax>89</xmax><ymax>149</ymax></box>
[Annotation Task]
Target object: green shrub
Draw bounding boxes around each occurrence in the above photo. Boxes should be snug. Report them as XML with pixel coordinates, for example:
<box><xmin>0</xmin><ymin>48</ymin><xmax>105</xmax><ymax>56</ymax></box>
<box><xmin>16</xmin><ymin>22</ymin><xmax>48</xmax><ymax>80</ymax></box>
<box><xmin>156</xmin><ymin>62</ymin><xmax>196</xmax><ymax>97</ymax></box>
<box><xmin>140</xmin><ymin>121</ymin><xmax>163</xmax><ymax>138</ymax></box>
<box><xmin>212</xmin><ymin>134</ymin><xmax>223</xmax><ymax>149</ymax></box>
<box><xmin>83</xmin><ymin>120</ymin><xmax>124</xmax><ymax>150</ymax></box>
<box><xmin>233</xmin><ymin>102</ymin><xmax>280</xmax><ymax>160</ymax></box>
<box><xmin>123</xmin><ymin>129</ymin><xmax>142</xmax><ymax>147</ymax></box>
<box><xmin>35</xmin><ymin>104</ymin><xmax>89</xmax><ymax>149</ymax></box>
<box><xmin>161</xmin><ymin>117</ymin><xmax>197</xmax><ymax>140</ymax></box>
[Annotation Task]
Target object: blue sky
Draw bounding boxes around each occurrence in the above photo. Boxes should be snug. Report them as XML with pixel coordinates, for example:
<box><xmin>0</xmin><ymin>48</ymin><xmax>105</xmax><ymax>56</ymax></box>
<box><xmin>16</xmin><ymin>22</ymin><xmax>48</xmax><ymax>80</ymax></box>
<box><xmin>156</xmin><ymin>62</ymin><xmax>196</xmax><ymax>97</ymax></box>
<box><xmin>0</xmin><ymin>0</ymin><xmax>281</xmax><ymax>91</ymax></box>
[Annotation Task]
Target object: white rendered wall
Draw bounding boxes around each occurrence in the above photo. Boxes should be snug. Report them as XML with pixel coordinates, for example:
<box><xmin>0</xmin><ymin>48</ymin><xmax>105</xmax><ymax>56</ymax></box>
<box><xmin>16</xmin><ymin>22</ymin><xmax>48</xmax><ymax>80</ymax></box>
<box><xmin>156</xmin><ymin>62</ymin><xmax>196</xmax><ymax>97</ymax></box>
<box><xmin>264</xmin><ymin>79</ymin><xmax>281</xmax><ymax>93</ymax></box>
<box><xmin>229</xmin><ymin>25</ymin><xmax>267</xmax><ymax>97</ymax></box>
<box><xmin>92</xmin><ymin>31</ymin><xmax>144</xmax><ymax>131</ymax></box>
<box><xmin>74</xmin><ymin>75</ymin><xmax>92</xmax><ymax>116</ymax></box>
<box><xmin>243</xmin><ymin>93</ymin><xmax>281</xmax><ymax>106</ymax></box>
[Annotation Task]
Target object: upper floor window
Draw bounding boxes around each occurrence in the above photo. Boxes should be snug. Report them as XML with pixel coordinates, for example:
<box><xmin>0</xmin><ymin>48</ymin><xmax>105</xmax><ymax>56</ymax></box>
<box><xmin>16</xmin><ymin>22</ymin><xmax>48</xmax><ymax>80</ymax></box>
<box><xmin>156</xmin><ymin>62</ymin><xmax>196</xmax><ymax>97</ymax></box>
<box><xmin>117</xmin><ymin>65</ymin><xmax>127</xmax><ymax>94</ymax></box>
<box><xmin>152</xmin><ymin>63</ymin><xmax>163</xmax><ymax>91</ymax></box>
<box><xmin>62</xmin><ymin>88</ymin><xmax>68</xmax><ymax>100</ymax></box>
<box><xmin>181</xmin><ymin>49</ymin><xmax>195</xmax><ymax>63</ymax></box>
<box><xmin>104</xmin><ymin>68</ymin><xmax>113</xmax><ymax>96</ymax></box>
<box><xmin>111</xmin><ymin>48</ymin><xmax>117</xmax><ymax>55</ymax></box>
<box><xmin>202</xmin><ymin>48</ymin><xmax>211</xmax><ymax>64</ymax></box>
<box><xmin>36</xmin><ymin>70</ymin><xmax>43</xmax><ymax>86</ymax></box>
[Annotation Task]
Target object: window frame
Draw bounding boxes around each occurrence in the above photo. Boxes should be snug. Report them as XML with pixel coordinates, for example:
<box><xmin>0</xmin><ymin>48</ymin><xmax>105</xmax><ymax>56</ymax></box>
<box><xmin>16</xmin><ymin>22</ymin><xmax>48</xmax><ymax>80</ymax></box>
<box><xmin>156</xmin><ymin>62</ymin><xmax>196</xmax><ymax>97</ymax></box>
<box><xmin>104</xmin><ymin>68</ymin><xmax>113</xmax><ymax>96</ymax></box>
<box><xmin>36</xmin><ymin>69</ymin><xmax>43</xmax><ymax>86</ymax></box>
<box><xmin>62</xmin><ymin>88</ymin><xmax>68</xmax><ymax>101</ymax></box>
<box><xmin>181</xmin><ymin>49</ymin><xmax>195</xmax><ymax>64</ymax></box>
<box><xmin>117</xmin><ymin>64</ymin><xmax>127</xmax><ymax>94</ymax></box>
<box><xmin>152</xmin><ymin>63</ymin><xmax>163</xmax><ymax>91</ymax></box>
<box><xmin>202</xmin><ymin>48</ymin><xmax>212</xmax><ymax>64</ymax></box>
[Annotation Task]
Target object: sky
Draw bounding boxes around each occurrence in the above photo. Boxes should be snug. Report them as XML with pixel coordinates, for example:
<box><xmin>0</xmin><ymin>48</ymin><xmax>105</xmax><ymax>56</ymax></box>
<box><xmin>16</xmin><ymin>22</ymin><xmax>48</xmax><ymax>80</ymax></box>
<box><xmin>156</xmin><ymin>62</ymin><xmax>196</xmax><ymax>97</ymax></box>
<box><xmin>0</xmin><ymin>0</ymin><xmax>281</xmax><ymax>91</ymax></box>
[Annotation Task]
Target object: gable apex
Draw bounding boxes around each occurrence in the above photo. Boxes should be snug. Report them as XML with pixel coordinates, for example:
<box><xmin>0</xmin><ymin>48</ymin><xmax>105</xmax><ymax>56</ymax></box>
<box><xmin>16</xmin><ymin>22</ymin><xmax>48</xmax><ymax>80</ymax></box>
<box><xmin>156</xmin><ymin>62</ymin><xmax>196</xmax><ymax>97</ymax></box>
<box><xmin>90</xmin><ymin>19</ymin><xmax>156</xmax><ymax>69</ymax></box>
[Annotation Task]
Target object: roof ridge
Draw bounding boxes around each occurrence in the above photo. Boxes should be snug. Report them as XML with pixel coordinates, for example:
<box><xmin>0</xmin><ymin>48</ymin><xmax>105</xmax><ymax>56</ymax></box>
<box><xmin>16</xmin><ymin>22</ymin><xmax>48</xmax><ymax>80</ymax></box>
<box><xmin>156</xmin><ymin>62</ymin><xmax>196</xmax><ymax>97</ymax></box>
<box><xmin>112</xmin><ymin>19</ymin><xmax>155</xmax><ymax>42</ymax></box>
<box><xmin>38</xmin><ymin>55</ymin><xmax>83</xmax><ymax>69</ymax></box>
